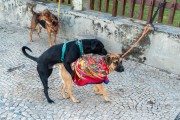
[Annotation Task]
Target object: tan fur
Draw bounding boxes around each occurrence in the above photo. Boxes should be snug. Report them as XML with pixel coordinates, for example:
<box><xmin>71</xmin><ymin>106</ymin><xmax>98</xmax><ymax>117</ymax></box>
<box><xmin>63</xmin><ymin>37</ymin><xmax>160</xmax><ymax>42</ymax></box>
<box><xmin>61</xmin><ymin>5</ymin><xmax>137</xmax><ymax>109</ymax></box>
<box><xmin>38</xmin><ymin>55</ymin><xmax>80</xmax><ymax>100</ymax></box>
<box><xmin>59</xmin><ymin>54</ymin><xmax>123</xmax><ymax>103</ymax></box>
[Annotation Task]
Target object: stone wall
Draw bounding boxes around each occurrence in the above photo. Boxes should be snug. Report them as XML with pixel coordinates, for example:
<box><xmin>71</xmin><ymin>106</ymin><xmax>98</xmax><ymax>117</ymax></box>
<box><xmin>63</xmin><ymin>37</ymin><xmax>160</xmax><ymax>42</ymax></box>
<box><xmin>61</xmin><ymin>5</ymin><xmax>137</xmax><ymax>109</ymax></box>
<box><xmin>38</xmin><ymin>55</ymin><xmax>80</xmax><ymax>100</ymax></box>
<box><xmin>0</xmin><ymin>0</ymin><xmax>180</xmax><ymax>75</ymax></box>
<box><xmin>0</xmin><ymin>0</ymin><xmax>31</xmax><ymax>27</ymax></box>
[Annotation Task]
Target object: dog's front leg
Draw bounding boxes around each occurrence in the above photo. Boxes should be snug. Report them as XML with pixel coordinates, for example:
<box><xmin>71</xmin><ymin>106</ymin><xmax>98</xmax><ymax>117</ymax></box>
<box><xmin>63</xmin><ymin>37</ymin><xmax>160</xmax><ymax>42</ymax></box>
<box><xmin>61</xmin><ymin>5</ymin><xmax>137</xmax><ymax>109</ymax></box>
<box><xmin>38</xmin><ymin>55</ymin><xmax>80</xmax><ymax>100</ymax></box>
<box><xmin>53</xmin><ymin>32</ymin><xmax>57</xmax><ymax>45</ymax></box>
<box><xmin>40</xmin><ymin>75</ymin><xmax>54</xmax><ymax>103</ymax></box>
<box><xmin>94</xmin><ymin>84</ymin><xmax>110</xmax><ymax>102</ymax></box>
<box><xmin>30</xmin><ymin>19</ymin><xmax>38</xmax><ymax>42</ymax></box>
<box><xmin>64</xmin><ymin>62</ymin><xmax>75</xmax><ymax>79</ymax></box>
<box><xmin>47</xmin><ymin>29</ymin><xmax>52</xmax><ymax>47</ymax></box>
<box><xmin>37</xmin><ymin>24</ymin><xmax>42</xmax><ymax>38</ymax></box>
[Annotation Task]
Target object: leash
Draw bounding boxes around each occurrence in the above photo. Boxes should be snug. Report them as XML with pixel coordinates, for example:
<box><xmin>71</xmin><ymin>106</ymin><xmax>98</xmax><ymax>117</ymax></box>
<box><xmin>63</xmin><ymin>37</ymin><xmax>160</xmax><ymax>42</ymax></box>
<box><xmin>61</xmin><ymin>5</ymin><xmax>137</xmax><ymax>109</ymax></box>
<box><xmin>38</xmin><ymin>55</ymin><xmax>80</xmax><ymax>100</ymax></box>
<box><xmin>150</xmin><ymin>0</ymin><xmax>166</xmax><ymax>29</ymax></box>
<box><xmin>121</xmin><ymin>0</ymin><xmax>166</xmax><ymax>58</ymax></box>
<box><xmin>58</xmin><ymin>0</ymin><xmax>61</xmax><ymax>22</ymax></box>
<box><xmin>121</xmin><ymin>24</ymin><xmax>151</xmax><ymax>58</ymax></box>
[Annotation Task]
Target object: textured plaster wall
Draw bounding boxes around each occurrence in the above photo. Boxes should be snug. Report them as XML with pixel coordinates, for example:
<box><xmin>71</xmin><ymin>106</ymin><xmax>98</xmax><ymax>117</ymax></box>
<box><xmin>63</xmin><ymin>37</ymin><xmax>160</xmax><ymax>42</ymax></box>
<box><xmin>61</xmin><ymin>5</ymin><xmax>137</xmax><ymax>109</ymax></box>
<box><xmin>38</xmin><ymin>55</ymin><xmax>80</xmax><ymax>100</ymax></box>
<box><xmin>0</xmin><ymin>0</ymin><xmax>180</xmax><ymax>75</ymax></box>
<box><xmin>0</xmin><ymin>0</ymin><xmax>31</xmax><ymax>27</ymax></box>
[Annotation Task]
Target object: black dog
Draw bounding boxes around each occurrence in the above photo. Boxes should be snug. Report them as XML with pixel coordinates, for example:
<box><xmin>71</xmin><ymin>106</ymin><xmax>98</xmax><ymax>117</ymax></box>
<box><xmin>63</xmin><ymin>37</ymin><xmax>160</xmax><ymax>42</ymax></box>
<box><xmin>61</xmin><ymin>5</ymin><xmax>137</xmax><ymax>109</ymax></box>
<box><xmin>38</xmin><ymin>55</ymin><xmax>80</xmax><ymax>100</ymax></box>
<box><xmin>22</xmin><ymin>39</ymin><xmax>107</xmax><ymax>103</ymax></box>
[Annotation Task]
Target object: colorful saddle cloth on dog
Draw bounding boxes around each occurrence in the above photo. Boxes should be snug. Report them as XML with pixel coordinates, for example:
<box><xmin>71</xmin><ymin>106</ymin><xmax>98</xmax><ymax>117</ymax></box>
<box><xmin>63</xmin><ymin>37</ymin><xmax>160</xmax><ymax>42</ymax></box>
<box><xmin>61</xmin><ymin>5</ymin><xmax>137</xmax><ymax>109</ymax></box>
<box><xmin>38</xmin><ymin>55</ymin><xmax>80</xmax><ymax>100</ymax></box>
<box><xmin>72</xmin><ymin>55</ymin><xmax>109</xmax><ymax>86</ymax></box>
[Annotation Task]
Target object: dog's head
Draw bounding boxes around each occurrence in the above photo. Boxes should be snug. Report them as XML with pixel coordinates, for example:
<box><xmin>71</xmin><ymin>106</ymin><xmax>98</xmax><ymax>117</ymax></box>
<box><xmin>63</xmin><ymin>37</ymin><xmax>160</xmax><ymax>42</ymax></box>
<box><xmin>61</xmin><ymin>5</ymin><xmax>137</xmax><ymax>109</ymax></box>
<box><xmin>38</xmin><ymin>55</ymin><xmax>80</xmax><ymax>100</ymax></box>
<box><xmin>83</xmin><ymin>39</ymin><xmax>107</xmax><ymax>55</ymax></box>
<box><xmin>41</xmin><ymin>9</ymin><xmax>52</xmax><ymax>18</ymax></box>
<box><xmin>104</xmin><ymin>54</ymin><xmax>124</xmax><ymax>72</ymax></box>
<box><xmin>39</xmin><ymin>10</ymin><xmax>52</xmax><ymax>24</ymax></box>
<box><xmin>40</xmin><ymin>11</ymin><xmax>59</xmax><ymax>32</ymax></box>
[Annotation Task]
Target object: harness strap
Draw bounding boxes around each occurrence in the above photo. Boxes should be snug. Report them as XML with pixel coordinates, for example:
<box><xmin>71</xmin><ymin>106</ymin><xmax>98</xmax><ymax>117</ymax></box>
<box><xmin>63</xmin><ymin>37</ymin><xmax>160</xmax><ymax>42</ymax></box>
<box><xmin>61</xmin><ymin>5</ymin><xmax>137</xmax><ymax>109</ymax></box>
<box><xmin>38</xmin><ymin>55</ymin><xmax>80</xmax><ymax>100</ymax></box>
<box><xmin>76</xmin><ymin>40</ymin><xmax>83</xmax><ymax>56</ymax></box>
<box><xmin>58</xmin><ymin>0</ymin><xmax>61</xmax><ymax>22</ymax></box>
<box><xmin>61</xmin><ymin>42</ymin><xmax>67</xmax><ymax>61</ymax></box>
<box><xmin>61</xmin><ymin>40</ymin><xmax>83</xmax><ymax>62</ymax></box>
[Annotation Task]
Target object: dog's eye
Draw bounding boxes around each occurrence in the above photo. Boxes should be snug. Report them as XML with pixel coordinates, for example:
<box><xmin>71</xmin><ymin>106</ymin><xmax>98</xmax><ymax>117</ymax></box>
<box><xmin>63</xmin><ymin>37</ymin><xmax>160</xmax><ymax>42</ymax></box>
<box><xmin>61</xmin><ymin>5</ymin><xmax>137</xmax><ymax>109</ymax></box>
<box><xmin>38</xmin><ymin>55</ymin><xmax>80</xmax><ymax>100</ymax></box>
<box><xmin>113</xmin><ymin>61</ymin><xmax>118</xmax><ymax>65</ymax></box>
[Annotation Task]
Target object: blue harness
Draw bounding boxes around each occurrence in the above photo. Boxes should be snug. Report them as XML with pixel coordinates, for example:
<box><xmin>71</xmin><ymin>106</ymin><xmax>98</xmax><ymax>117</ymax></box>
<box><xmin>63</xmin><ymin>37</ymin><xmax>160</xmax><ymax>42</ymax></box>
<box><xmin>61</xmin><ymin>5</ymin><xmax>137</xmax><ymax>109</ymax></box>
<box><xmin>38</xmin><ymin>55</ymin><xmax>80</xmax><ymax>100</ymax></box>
<box><xmin>61</xmin><ymin>40</ymin><xmax>83</xmax><ymax>61</ymax></box>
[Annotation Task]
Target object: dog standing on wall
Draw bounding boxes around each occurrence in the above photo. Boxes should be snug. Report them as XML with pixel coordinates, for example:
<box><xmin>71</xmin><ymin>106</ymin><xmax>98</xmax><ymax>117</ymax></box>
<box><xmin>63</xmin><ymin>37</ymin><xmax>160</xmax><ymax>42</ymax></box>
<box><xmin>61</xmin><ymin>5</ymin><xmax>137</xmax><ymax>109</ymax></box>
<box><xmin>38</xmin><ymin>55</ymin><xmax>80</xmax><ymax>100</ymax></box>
<box><xmin>29</xmin><ymin>4</ymin><xmax>59</xmax><ymax>47</ymax></box>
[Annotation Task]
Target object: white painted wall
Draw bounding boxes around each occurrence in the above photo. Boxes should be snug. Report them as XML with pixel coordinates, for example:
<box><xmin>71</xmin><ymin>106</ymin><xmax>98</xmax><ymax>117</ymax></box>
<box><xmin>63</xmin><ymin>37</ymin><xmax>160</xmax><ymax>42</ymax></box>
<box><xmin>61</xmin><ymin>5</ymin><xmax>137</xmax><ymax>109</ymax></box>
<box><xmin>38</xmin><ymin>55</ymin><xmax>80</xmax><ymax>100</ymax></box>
<box><xmin>72</xmin><ymin>0</ymin><xmax>82</xmax><ymax>11</ymax></box>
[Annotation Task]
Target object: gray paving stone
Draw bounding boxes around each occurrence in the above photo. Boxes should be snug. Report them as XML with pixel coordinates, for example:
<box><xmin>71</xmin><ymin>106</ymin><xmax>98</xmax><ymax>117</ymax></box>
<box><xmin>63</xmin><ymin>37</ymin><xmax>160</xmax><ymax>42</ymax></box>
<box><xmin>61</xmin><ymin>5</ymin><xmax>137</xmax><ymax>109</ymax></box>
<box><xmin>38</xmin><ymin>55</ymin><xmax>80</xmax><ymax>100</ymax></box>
<box><xmin>0</xmin><ymin>22</ymin><xmax>180</xmax><ymax>120</ymax></box>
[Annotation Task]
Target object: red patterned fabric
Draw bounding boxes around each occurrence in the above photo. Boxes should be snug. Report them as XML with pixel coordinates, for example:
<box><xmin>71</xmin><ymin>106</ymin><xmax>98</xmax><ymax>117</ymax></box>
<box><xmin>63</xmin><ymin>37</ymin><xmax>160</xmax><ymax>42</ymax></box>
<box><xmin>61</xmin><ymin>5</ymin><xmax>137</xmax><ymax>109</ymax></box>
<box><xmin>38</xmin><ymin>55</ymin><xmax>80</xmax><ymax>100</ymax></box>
<box><xmin>72</xmin><ymin>55</ymin><xmax>109</xmax><ymax>86</ymax></box>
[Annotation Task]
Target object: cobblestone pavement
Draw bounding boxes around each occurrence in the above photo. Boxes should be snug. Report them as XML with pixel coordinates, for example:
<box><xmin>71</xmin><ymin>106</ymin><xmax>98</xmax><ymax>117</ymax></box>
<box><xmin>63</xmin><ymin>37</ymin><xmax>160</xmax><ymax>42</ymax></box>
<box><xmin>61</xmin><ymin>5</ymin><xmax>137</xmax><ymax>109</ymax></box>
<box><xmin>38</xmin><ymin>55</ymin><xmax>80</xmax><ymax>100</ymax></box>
<box><xmin>0</xmin><ymin>23</ymin><xmax>180</xmax><ymax>120</ymax></box>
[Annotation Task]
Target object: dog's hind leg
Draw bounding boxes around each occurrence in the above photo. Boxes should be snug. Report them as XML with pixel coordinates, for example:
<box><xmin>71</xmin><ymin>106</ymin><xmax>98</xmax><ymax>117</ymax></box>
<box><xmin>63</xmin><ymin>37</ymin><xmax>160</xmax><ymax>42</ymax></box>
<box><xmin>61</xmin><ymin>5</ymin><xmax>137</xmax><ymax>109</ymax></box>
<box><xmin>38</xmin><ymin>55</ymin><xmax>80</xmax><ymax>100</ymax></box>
<box><xmin>59</xmin><ymin>64</ymin><xmax>69</xmax><ymax>99</ymax></box>
<box><xmin>60</xmin><ymin>83</ymin><xmax>70</xmax><ymax>99</ymax></box>
<box><xmin>66</xmin><ymin>80</ymin><xmax>80</xmax><ymax>103</ymax></box>
<box><xmin>60</xmin><ymin>64</ymin><xmax>80</xmax><ymax>103</ymax></box>
<box><xmin>64</xmin><ymin>62</ymin><xmax>75</xmax><ymax>79</ymax></box>
<box><xmin>37</xmin><ymin>65</ymin><xmax>54</xmax><ymax>103</ymax></box>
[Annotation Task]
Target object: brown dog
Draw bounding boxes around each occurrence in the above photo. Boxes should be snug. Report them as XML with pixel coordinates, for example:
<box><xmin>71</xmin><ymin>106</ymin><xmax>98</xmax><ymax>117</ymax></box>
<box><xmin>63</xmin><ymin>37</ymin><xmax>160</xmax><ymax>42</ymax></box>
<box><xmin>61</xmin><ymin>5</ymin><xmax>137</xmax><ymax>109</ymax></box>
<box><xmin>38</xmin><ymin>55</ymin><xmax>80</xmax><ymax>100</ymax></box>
<box><xmin>29</xmin><ymin>5</ymin><xmax>59</xmax><ymax>47</ymax></box>
<box><xmin>59</xmin><ymin>54</ymin><xmax>124</xmax><ymax>103</ymax></box>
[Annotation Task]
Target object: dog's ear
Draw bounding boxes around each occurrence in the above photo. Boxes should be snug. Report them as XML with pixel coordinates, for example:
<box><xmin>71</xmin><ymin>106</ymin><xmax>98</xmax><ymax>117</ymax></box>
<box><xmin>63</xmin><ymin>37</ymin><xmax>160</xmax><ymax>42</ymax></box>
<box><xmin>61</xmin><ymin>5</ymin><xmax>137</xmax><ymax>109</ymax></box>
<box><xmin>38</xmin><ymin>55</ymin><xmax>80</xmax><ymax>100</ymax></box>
<box><xmin>42</xmin><ymin>9</ymin><xmax>51</xmax><ymax>18</ymax></box>
<box><xmin>91</xmin><ymin>40</ymin><xmax>105</xmax><ymax>49</ymax></box>
<box><xmin>105</xmin><ymin>55</ymin><xmax>111</xmax><ymax>65</ymax></box>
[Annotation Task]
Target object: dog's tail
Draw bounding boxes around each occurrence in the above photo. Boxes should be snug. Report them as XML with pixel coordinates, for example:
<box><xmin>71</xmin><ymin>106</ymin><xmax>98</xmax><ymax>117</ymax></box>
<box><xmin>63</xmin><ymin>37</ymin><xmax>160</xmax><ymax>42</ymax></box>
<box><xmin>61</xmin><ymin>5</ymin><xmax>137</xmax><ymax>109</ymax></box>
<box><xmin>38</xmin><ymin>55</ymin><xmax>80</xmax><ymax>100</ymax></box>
<box><xmin>22</xmin><ymin>46</ymin><xmax>38</xmax><ymax>62</ymax></box>
<box><xmin>29</xmin><ymin>4</ymin><xmax>36</xmax><ymax>15</ymax></box>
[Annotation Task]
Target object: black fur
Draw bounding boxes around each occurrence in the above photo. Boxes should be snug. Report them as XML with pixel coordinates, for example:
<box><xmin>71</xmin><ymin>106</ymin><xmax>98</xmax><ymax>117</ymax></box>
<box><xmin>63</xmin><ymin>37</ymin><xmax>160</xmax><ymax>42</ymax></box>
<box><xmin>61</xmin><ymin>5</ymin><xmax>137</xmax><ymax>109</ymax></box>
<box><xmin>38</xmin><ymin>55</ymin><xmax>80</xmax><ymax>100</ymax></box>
<box><xmin>39</xmin><ymin>20</ymin><xmax>46</xmax><ymax>28</ymax></box>
<box><xmin>22</xmin><ymin>39</ymin><xmax>107</xmax><ymax>103</ymax></box>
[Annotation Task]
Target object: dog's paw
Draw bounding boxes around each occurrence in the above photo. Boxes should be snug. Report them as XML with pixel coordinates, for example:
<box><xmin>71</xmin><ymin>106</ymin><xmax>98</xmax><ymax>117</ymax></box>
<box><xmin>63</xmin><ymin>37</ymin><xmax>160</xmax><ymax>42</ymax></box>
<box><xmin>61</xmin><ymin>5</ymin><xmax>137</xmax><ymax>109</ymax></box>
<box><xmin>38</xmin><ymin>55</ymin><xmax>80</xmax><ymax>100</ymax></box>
<box><xmin>73</xmin><ymin>100</ymin><xmax>80</xmax><ymax>103</ymax></box>
<box><xmin>48</xmin><ymin>99</ymin><xmax>55</xmax><ymax>104</ymax></box>
<box><xmin>104</xmin><ymin>96</ymin><xmax>110</xmax><ymax>102</ymax></box>
<box><xmin>104</xmin><ymin>100</ymin><xmax>111</xmax><ymax>103</ymax></box>
<box><xmin>63</xmin><ymin>94</ymin><xmax>70</xmax><ymax>99</ymax></box>
<box><xmin>95</xmin><ymin>92</ymin><xmax>103</xmax><ymax>95</ymax></box>
<box><xmin>71</xmin><ymin>98</ymin><xmax>80</xmax><ymax>103</ymax></box>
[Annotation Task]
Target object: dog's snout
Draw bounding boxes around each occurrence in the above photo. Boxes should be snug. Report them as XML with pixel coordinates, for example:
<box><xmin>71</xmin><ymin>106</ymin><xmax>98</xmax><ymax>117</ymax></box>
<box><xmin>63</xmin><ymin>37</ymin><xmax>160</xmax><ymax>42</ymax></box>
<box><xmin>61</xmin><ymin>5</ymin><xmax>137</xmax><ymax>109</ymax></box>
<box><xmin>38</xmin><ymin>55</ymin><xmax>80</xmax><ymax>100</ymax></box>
<box><xmin>115</xmin><ymin>65</ymin><xmax>124</xmax><ymax>72</ymax></box>
<box><xmin>120</xmin><ymin>67</ymin><xmax>124</xmax><ymax>72</ymax></box>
